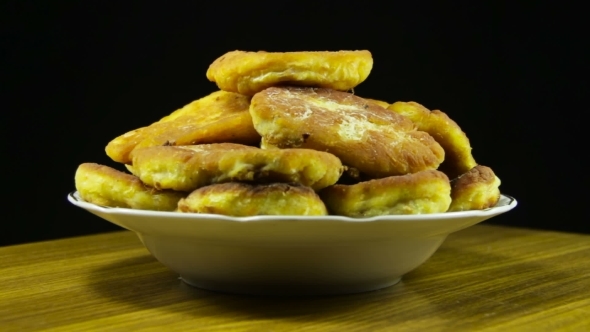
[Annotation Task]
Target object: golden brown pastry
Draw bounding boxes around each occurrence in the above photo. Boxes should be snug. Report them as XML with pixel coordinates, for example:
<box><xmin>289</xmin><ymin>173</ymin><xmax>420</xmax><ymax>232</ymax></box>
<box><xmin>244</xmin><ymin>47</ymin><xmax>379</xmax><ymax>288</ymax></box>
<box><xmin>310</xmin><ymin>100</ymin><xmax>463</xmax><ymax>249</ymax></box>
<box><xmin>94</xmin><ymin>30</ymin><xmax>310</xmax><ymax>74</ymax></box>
<box><xmin>206</xmin><ymin>50</ymin><xmax>373</xmax><ymax>95</ymax></box>
<box><xmin>178</xmin><ymin>182</ymin><xmax>328</xmax><ymax>216</ymax></box>
<box><xmin>105</xmin><ymin>90</ymin><xmax>261</xmax><ymax>164</ymax></box>
<box><xmin>75</xmin><ymin>163</ymin><xmax>185</xmax><ymax>211</ymax></box>
<box><xmin>388</xmin><ymin>101</ymin><xmax>477</xmax><ymax>179</ymax></box>
<box><xmin>250</xmin><ymin>87</ymin><xmax>445</xmax><ymax>178</ymax></box>
<box><xmin>448</xmin><ymin>165</ymin><xmax>501</xmax><ymax>212</ymax></box>
<box><xmin>319</xmin><ymin>170</ymin><xmax>452</xmax><ymax>217</ymax></box>
<box><xmin>131</xmin><ymin>143</ymin><xmax>344</xmax><ymax>191</ymax></box>
<box><xmin>364</xmin><ymin>98</ymin><xmax>390</xmax><ymax>108</ymax></box>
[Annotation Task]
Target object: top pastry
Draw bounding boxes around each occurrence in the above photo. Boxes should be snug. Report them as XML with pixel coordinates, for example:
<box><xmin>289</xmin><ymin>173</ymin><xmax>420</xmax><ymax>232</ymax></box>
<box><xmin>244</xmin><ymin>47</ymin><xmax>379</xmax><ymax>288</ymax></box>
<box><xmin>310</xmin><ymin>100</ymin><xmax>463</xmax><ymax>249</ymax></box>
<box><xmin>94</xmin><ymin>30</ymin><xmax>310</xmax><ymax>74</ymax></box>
<box><xmin>206</xmin><ymin>50</ymin><xmax>373</xmax><ymax>95</ymax></box>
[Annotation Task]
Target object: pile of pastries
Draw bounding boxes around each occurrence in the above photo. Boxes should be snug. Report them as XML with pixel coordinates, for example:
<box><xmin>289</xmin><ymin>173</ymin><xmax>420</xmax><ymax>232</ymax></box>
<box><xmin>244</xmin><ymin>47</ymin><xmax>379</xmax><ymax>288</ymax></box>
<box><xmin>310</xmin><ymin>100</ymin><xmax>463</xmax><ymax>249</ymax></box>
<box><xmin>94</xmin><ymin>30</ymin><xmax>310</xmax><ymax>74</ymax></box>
<box><xmin>75</xmin><ymin>50</ymin><xmax>501</xmax><ymax>217</ymax></box>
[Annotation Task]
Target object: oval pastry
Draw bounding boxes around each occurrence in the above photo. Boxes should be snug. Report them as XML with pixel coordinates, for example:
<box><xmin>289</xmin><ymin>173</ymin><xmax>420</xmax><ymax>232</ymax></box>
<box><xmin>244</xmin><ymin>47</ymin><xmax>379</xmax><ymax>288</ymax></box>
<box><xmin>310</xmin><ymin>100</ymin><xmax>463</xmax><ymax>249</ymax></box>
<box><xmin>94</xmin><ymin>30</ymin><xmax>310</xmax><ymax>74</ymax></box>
<box><xmin>320</xmin><ymin>170</ymin><xmax>452</xmax><ymax>217</ymax></box>
<box><xmin>75</xmin><ymin>163</ymin><xmax>185</xmax><ymax>211</ymax></box>
<box><xmin>448</xmin><ymin>165</ymin><xmax>501</xmax><ymax>212</ymax></box>
<box><xmin>105</xmin><ymin>90</ymin><xmax>260</xmax><ymax>164</ymax></box>
<box><xmin>131</xmin><ymin>143</ymin><xmax>344</xmax><ymax>191</ymax></box>
<box><xmin>178</xmin><ymin>182</ymin><xmax>328</xmax><ymax>216</ymax></box>
<box><xmin>250</xmin><ymin>87</ymin><xmax>445</xmax><ymax>178</ymax></box>
<box><xmin>388</xmin><ymin>101</ymin><xmax>477</xmax><ymax>179</ymax></box>
<box><xmin>206</xmin><ymin>50</ymin><xmax>373</xmax><ymax>95</ymax></box>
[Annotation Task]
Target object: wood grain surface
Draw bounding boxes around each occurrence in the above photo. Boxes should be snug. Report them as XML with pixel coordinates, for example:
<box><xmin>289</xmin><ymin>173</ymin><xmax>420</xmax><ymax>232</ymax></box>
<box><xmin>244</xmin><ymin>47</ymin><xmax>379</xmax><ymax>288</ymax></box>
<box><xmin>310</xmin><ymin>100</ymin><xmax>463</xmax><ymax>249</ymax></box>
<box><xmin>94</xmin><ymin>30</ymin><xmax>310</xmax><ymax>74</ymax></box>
<box><xmin>1</xmin><ymin>224</ymin><xmax>589</xmax><ymax>331</ymax></box>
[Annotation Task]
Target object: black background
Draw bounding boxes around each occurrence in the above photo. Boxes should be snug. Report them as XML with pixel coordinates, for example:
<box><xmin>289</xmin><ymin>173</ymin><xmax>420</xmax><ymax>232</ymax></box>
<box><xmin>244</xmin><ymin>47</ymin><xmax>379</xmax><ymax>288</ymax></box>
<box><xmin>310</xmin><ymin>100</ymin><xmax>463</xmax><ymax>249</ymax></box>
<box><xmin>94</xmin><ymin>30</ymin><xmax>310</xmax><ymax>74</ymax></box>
<box><xmin>3</xmin><ymin>2</ymin><xmax>587</xmax><ymax>246</ymax></box>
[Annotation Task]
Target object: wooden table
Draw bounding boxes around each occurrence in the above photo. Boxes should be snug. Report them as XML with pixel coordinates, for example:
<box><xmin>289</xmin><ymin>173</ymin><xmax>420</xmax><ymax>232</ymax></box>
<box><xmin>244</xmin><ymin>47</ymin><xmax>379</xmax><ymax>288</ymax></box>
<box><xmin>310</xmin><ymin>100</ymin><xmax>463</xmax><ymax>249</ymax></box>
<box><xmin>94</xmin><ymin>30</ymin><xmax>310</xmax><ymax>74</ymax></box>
<box><xmin>1</xmin><ymin>224</ymin><xmax>589</xmax><ymax>331</ymax></box>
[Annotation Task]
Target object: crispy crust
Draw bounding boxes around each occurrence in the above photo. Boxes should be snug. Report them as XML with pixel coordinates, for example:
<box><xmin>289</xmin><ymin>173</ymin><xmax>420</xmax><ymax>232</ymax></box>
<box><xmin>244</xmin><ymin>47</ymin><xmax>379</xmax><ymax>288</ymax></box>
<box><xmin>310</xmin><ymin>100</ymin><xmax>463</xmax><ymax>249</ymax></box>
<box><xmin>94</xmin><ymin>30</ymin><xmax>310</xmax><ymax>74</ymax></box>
<box><xmin>105</xmin><ymin>91</ymin><xmax>261</xmax><ymax>164</ymax></box>
<box><xmin>74</xmin><ymin>163</ymin><xmax>185</xmax><ymax>211</ymax></box>
<box><xmin>388</xmin><ymin>101</ymin><xmax>477</xmax><ymax>179</ymax></box>
<box><xmin>448</xmin><ymin>165</ymin><xmax>501</xmax><ymax>212</ymax></box>
<box><xmin>364</xmin><ymin>98</ymin><xmax>390</xmax><ymax>108</ymax></box>
<box><xmin>131</xmin><ymin>143</ymin><xmax>344</xmax><ymax>191</ymax></box>
<box><xmin>320</xmin><ymin>170</ymin><xmax>452</xmax><ymax>217</ymax></box>
<box><xmin>206</xmin><ymin>50</ymin><xmax>373</xmax><ymax>95</ymax></box>
<box><xmin>178</xmin><ymin>182</ymin><xmax>328</xmax><ymax>216</ymax></box>
<box><xmin>250</xmin><ymin>87</ymin><xmax>445</xmax><ymax>178</ymax></box>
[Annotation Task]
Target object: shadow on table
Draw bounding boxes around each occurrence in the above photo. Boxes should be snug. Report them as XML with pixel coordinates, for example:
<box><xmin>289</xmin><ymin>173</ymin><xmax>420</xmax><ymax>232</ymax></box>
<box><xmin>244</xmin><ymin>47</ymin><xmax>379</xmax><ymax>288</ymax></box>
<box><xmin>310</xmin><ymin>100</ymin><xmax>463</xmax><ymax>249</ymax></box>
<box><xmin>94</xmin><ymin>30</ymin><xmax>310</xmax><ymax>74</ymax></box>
<box><xmin>86</xmin><ymin>243</ymin><xmax>583</xmax><ymax>326</ymax></box>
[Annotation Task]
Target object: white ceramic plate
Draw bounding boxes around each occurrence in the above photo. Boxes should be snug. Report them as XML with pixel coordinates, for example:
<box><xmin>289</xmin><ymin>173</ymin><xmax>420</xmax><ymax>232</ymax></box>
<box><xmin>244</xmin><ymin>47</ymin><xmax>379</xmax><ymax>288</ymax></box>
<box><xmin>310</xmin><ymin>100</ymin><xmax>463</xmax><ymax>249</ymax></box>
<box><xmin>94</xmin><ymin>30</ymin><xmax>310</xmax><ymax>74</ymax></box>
<box><xmin>68</xmin><ymin>191</ymin><xmax>517</xmax><ymax>296</ymax></box>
